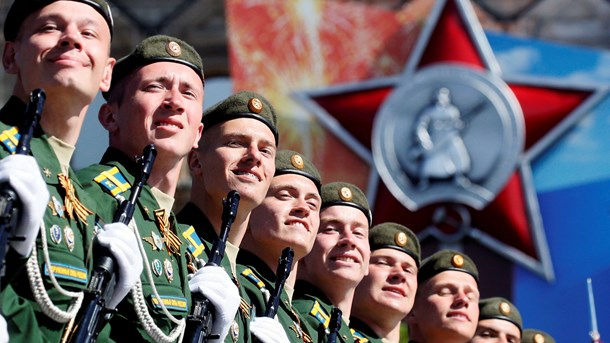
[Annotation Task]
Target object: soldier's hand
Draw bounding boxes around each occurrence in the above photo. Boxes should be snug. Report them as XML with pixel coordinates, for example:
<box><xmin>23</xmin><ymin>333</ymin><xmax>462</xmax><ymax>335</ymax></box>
<box><xmin>0</xmin><ymin>314</ymin><xmax>8</xmax><ymax>343</ymax></box>
<box><xmin>0</xmin><ymin>155</ymin><xmax>49</xmax><ymax>256</ymax></box>
<box><xmin>250</xmin><ymin>317</ymin><xmax>290</xmax><ymax>343</ymax></box>
<box><xmin>189</xmin><ymin>265</ymin><xmax>240</xmax><ymax>343</ymax></box>
<box><xmin>96</xmin><ymin>222</ymin><xmax>143</xmax><ymax>309</ymax></box>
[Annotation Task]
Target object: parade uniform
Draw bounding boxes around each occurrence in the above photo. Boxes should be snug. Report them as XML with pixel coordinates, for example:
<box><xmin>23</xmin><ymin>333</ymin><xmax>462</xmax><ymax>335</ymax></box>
<box><xmin>0</xmin><ymin>96</ymin><xmax>98</xmax><ymax>342</ymax></box>
<box><xmin>292</xmin><ymin>280</ymin><xmax>354</xmax><ymax>343</ymax></box>
<box><xmin>236</xmin><ymin>249</ymin><xmax>313</xmax><ymax>343</ymax></box>
<box><xmin>349</xmin><ymin>318</ymin><xmax>384</xmax><ymax>343</ymax></box>
<box><xmin>176</xmin><ymin>202</ymin><xmax>251</xmax><ymax>343</ymax></box>
<box><xmin>78</xmin><ymin>148</ymin><xmax>190</xmax><ymax>342</ymax></box>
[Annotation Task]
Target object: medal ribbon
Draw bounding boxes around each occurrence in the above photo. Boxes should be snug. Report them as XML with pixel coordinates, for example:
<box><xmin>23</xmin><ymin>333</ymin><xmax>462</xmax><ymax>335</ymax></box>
<box><xmin>154</xmin><ymin>209</ymin><xmax>182</xmax><ymax>256</ymax></box>
<box><xmin>58</xmin><ymin>173</ymin><xmax>93</xmax><ymax>225</ymax></box>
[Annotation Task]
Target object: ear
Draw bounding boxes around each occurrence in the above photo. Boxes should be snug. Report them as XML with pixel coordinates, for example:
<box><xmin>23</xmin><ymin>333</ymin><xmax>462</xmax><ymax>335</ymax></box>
<box><xmin>99</xmin><ymin>57</ymin><xmax>116</xmax><ymax>92</ymax></box>
<box><xmin>98</xmin><ymin>103</ymin><xmax>118</xmax><ymax>132</ymax></box>
<box><xmin>3</xmin><ymin>42</ymin><xmax>18</xmax><ymax>74</ymax></box>
<box><xmin>191</xmin><ymin>122</ymin><xmax>203</xmax><ymax>149</ymax></box>
<box><xmin>187</xmin><ymin>149</ymin><xmax>203</xmax><ymax>176</ymax></box>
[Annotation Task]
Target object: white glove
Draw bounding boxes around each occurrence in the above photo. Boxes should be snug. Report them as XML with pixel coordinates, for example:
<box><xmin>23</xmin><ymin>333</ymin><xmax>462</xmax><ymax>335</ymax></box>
<box><xmin>0</xmin><ymin>155</ymin><xmax>49</xmax><ymax>256</ymax></box>
<box><xmin>96</xmin><ymin>222</ymin><xmax>143</xmax><ymax>309</ymax></box>
<box><xmin>189</xmin><ymin>265</ymin><xmax>240</xmax><ymax>343</ymax></box>
<box><xmin>250</xmin><ymin>317</ymin><xmax>290</xmax><ymax>343</ymax></box>
<box><xmin>0</xmin><ymin>315</ymin><xmax>8</xmax><ymax>343</ymax></box>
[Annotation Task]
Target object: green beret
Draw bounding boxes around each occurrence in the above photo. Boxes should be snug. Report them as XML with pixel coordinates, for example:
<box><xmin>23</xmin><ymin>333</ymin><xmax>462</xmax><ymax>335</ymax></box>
<box><xmin>418</xmin><ymin>249</ymin><xmax>479</xmax><ymax>284</ymax></box>
<box><xmin>103</xmin><ymin>35</ymin><xmax>204</xmax><ymax>100</ymax></box>
<box><xmin>321</xmin><ymin>182</ymin><xmax>372</xmax><ymax>226</ymax></box>
<box><xmin>4</xmin><ymin>0</ymin><xmax>114</xmax><ymax>41</ymax></box>
<box><xmin>478</xmin><ymin>297</ymin><xmax>522</xmax><ymax>332</ymax></box>
<box><xmin>369</xmin><ymin>222</ymin><xmax>420</xmax><ymax>267</ymax></box>
<box><xmin>522</xmin><ymin>329</ymin><xmax>556</xmax><ymax>343</ymax></box>
<box><xmin>275</xmin><ymin>150</ymin><xmax>321</xmax><ymax>191</ymax></box>
<box><xmin>202</xmin><ymin>90</ymin><xmax>278</xmax><ymax>145</ymax></box>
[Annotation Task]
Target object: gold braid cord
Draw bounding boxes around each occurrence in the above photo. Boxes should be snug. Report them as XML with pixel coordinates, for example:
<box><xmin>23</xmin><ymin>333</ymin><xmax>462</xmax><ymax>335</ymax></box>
<box><xmin>154</xmin><ymin>209</ymin><xmax>182</xmax><ymax>256</ymax></box>
<box><xmin>58</xmin><ymin>173</ymin><xmax>93</xmax><ymax>225</ymax></box>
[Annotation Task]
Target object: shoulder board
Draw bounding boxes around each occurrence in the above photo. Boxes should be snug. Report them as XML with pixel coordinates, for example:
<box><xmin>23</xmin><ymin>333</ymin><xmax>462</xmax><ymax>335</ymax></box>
<box><xmin>241</xmin><ymin>268</ymin><xmax>267</xmax><ymax>291</ymax></box>
<box><xmin>0</xmin><ymin>126</ymin><xmax>20</xmax><ymax>154</ymax></box>
<box><xmin>351</xmin><ymin>328</ymin><xmax>369</xmax><ymax>343</ymax></box>
<box><xmin>309</xmin><ymin>300</ymin><xmax>330</xmax><ymax>328</ymax></box>
<box><xmin>181</xmin><ymin>226</ymin><xmax>205</xmax><ymax>259</ymax></box>
<box><xmin>93</xmin><ymin>166</ymin><xmax>131</xmax><ymax>197</ymax></box>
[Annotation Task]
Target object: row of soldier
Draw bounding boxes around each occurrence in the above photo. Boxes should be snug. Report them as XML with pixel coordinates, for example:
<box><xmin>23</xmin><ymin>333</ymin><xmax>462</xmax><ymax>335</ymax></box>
<box><xmin>0</xmin><ymin>0</ymin><xmax>558</xmax><ymax>342</ymax></box>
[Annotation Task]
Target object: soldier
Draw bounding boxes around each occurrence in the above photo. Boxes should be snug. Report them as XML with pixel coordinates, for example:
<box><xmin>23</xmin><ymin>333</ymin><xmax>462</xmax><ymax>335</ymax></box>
<box><xmin>351</xmin><ymin>222</ymin><xmax>421</xmax><ymax>343</ymax></box>
<box><xmin>0</xmin><ymin>1</ymin><xmax>142</xmax><ymax>342</ymax></box>
<box><xmin>294</xmin><ymin>181</ymin><xmax>372</xmax><ymax>343</ymax></box>
<box><xmin>521</xmin><ymin>329</ymin><xmax>555</xmax><ymax>343</ymax></box>
<box><xmin>237</xmin><ymin>150</ymin><xmax>322</xmax><ymax>343</ymax></box>
<box><xmin>176</xmin><ymin>90</ymin><xmax>287</xmax><ymax>342</ymax></box>
<box><xmin>407</xmin><ymin>249</ymin><xmax>480</xmax><ymax>343</ymax></box>
<box><xmin>77</xmin><ymin>35</ymin><xmax>239</xmax><ymax>342</ymax></box>
<box><xmin>470</xmin><ymin>297</ymin><xmax>522</xmax><ymax>343</ymax></box>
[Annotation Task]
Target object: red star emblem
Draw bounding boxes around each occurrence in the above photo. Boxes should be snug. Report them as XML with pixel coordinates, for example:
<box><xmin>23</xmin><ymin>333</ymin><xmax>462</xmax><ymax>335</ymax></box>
<box><xmin>294</xmin><ymin>0</ymin><xmax>604</xmax><ymax>280</ymax></box>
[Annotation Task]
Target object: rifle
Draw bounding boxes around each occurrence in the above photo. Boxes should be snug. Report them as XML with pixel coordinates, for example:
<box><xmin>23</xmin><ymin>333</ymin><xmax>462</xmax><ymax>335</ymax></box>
<box><xmin>0</xmin><ymin>88</ymin><xmax>45</xmax><ymax>283</ymax></box>
<box><xmin>183</xmin><ymin>190</ymin><xmax>240</xmax><ymax>343</ymax></box>
<box><xmin>587</xmin><ymin>278</ymin><xmax>603</xmax><ymax>343</ymax></box>
<box><xmin>327</xmin><ymin>307</ymin><xmax>342</xmax><ymax>343</ymax></box>
<box><xmin>67</xmin><ymin>144</ymin><xmax>157</xmax><ymax>343</ymax></box>
<box><xmin>264</xmin><ymin>247</ymin><xmax>294</xmax><ymax>318</ymax></box>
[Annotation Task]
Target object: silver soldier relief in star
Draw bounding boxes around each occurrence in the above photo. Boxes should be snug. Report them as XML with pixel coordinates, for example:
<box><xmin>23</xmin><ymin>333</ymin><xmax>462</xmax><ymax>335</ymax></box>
<box><xmin>408</xmin><ymin>87</ymin><xmax>472</xmax><ymax>189</ymax></box>
<box><xmin>372</xmin><ymin>64</ymin><xmax>525</xmax><ymax>211</ymax></box>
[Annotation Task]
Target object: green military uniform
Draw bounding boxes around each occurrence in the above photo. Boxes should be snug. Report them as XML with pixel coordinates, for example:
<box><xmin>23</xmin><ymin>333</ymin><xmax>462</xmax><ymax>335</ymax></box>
<box><xmin>177</xmin><ymin>90</ymin><xmax>280</xmax><ymax>343</ymax></box>
<box><xmin>292</xmin><ymin>280</ymin><xmax>353</xmax><ymax>343</ymax></box>
<box><xmin>176</xmin><ymin>203</ymin><xmax>252</xmax><ymax>343</ymax></box>
<box><xmin>0</xmin><ymin>1</ymin><xmax>113</xmax><ymax>341</ymax></box>
<box><xmin>0</xmin><ymin>96</ymin><xmax>99</xmax><ymax>342</ymax></box>
<box><xmin>522</xmin><ymin>329</ymin><xmax>556</xmax><ymax>343</ymax></box>
<box><xmin>78</xmin><ymin>148</ymin><xmax>191</xmax><ymax>342</ymax></box>
<box><xmin>350</xmin><ymin>222</ymin><xmax>421</xmax><ymax>343</ymax></box>
<box><xmin>235</xmin><ymin>149</ymin><xmax>322</xmax><ymax>343</ymax></box>
<box><xmin>236</xmin><ymin>250</ymin><xmax>312</xmax><ymax>343</ymax></box>
<box><xmin>349</xmin><ymin>317</ymin><xmax>382</xmax><ymax>343</ymax></box>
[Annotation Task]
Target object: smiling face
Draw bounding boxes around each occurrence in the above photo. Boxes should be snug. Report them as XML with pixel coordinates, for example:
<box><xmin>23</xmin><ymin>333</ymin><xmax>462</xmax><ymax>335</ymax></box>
<box><xmin>102</xmin><ymin>61</ymin><xmax>204</xmax><ymax>160</ymax></box>
<box><xmin>246</xmin><ymin>173</ymin><xmax>321</xmax><ymax>260</ymax></box>
<box><xmin>471</xmin><ymin>319</ymin><xmax>521</xmax><ymax>343</ymax></box>
<box><xmin>301</xmin><ymin>205</ymin><xmax>370</xmax><ymax>289</ymax></box>
<box><xmin>192</xmin><ymin>118</ymin><xmax>276</xmax><ymax>207</ymax></box>
<box><xmin>3</xmin><ymin>1</ymin><xmax>114</xmax><ymax>101</ymax></box>
<box><xmin>409</xmin><ymin>270</ymin><xmax>480</xmax><ymax>343</ymax></box>
<box><xmin>352</xmin><ymin>248</ymin><xmax>418</xmax><ymax>323</ymax></box>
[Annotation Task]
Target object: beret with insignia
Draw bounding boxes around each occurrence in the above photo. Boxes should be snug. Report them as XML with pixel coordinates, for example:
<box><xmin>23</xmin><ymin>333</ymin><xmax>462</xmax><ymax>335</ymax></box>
<box><xmin>369</xmin><ymin>222</ymin><xmax>421</xmax><ymax>267</ymax></box>
<box><xmin>522</xmin><ymin>329</ymin><xmax>556</xmax><ymax>343</ymax></box>
<box><xmin>418</xmin><ymin>249</ymin><xmax>479</xmax><ymax>285</ymax></box>
<box><xmin>104</xmin><ymin>35</ymin><xmax>204</xmax><ymax>99</ymax></box>
<box><xmin>202</xmin><ymin>90</ymin><xmax>278</xmax><ymax>145</ymax></box>
<box><xmin>321</xmin><ymin>182</ymin><xmax>372</xmax><ymax>226</ymax></box>
<box><xmin>4</xmin><ymin>0</ymin><xmax>114</xmax><ymax>41</ymax></box>
<box><xmin>478</xmin><ymin>297</ymin><xmax>523</xmax><ymax>332</ymax></box>
<box><xmin>275</xmin><ymin>150</ymin><xmax>321</xmax><ymax>191</ymax></box>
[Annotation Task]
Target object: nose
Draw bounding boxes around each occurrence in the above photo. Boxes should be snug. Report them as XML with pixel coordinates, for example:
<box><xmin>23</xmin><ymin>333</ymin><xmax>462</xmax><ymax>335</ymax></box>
<box><xmin>59</xmin><ymin>25</ymin><xmax>82</xmax><ymax>50</ymax></box>
<box><xmin>389</xmin><ymin>266</ymin><xmax>406</xmax><ymax>283</ymax></box>
<box><xmin>337</xmin><ymin>230</ymin><xmax>356</xmax><ymax>248</ymax></box>
<box><xmin>163</xmin><ymin>87</ymin><xmax>185</xmax><ymax>113</ymax></box>
<box><xmin>242</xmin><ymin>144</ymin><xmax>262</xmax><ymax>166</ymax></box>
<box><xmin>452</xmin><ymin>289</ymin><xmax>471</xmax><ymax>308</ymax></box>
<box><xmin>291</xmin><ymin>197</ymin><xmax>311</xmax><ymax>217</ymax></box>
